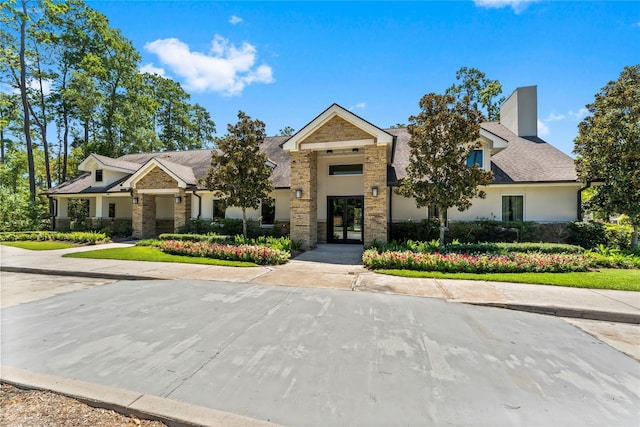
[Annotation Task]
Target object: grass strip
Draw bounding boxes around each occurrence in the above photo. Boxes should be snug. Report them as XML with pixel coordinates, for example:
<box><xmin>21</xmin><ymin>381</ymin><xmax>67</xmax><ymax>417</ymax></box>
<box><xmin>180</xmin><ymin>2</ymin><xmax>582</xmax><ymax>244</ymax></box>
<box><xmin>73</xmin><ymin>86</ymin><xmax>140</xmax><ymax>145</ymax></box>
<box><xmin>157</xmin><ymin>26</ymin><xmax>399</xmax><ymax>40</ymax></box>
<box><xmin>376</xmin><ymin>269</ymin><xmax>640</xmax><ymax>291</ymax></box>
<box><xmin>1</xmin><ymin>241</ymin><xmax>75</xmax><ymax>250</ymax></box>
<box><xmin>63</xmin><ymin>246</ymin><xmax>258</xmax><ymax>267</ymax></box>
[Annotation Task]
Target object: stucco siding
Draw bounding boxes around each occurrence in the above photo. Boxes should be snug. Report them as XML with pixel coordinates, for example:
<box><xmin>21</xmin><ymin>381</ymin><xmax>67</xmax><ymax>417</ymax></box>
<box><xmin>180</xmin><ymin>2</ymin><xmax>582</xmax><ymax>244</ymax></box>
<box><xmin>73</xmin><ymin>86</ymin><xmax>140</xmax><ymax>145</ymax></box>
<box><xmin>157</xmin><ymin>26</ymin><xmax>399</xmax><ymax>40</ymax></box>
<box><xmin>226</xmin><ymin>206</ymin><xmax>261</xmax><ymax>221</ymax></box>
<box><xmin>448</xmin><ymin>185</ymin><xmax>579</xmax><ymax>222</ymax></box>
<box><xmin>273</xmin><ymin>189</ymin><xmax>290</xmax><ymax>221</ymax></box>
<box><xmin>156</xmin><ymin>196</ymin><xmax>174</xmax><ymax>219</ymax></box>
<box><xmin>391</xmin><ymin>192</ymin><xmax>426</xmax><ymax>221</ymax></box>
<box><xmin>317</xmin><ymin>154</ymin><xmax>365</xmax><ymax>221</ymax></box>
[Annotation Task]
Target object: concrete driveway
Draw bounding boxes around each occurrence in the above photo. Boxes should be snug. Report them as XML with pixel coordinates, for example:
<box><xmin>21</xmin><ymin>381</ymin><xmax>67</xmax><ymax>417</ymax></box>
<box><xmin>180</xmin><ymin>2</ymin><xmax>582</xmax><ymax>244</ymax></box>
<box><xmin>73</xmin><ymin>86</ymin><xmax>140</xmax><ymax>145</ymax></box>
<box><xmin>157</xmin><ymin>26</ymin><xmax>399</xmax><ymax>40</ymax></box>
<box><xmin>2</xmin><ymin>279</ymin><xmax>638</xmax><ymax>426</ymax></box>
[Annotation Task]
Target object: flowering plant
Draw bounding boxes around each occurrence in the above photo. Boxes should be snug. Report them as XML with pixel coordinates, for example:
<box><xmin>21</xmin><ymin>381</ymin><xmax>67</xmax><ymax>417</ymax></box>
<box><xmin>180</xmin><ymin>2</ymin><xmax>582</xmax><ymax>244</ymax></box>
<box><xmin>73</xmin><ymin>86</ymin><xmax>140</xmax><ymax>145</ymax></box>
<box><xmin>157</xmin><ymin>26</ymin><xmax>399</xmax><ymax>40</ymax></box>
<box><xmin>363</xmin><ymin>249</ymin><xmax>590</xmax><ymax>273</ymax></box>
<box><xmin>159</xmin><ymin>240</ymin><xmax>289</xmax><ymax>265</ymax></box>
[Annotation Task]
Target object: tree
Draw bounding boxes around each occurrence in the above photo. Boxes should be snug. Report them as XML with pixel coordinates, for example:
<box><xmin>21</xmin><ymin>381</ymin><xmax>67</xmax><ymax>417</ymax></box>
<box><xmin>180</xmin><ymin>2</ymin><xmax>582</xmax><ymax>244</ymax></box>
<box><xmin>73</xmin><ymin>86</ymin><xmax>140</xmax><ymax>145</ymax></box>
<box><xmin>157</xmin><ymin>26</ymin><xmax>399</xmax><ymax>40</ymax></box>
<box><xmin>202</xmin><ymin>111</ymin><xmax>273</xmax><ymax>238</ymax></box>
<box><xmin>574</xmin><ymin>65</ymin><xmax>640</xmax><ymax>249</ymax></box>
<box><xmin>446</xmin><ymin>67</ymin><xmax>505</xmax><ymax>121</ymax></box>
<box><xmin>278</xmin><ymin>126</ymin><xmax>295</xmax><ymax>136</ymax></box>
<box><xmin>396</xmin><ymin>93</ymin><xmax>493</xmax><ymax>247</ymax></box>
<box><xmin>390</xmin><ymin>123</ymin><xmax>407</xmax><ymax>128</ymax></box>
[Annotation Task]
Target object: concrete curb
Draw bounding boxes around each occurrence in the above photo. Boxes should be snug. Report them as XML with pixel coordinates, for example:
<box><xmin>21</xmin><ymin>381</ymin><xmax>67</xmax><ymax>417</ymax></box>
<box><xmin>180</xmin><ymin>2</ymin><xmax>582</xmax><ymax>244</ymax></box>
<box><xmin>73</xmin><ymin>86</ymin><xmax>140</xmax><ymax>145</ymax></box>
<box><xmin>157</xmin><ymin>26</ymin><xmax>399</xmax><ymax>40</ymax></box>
<box><xmin>1</xmin><ymin>366</ymin><xmax>281</xmax><ymax>427</ymax></box>
<box><xmin>469</xmin><ymin>302</ymin><xmax>640</xmax><ymax>324</ymax></box>
<box><xmin>1</xmin><ymin>266</ymin><xmax>159</xmax><ymax>281</ymax></box>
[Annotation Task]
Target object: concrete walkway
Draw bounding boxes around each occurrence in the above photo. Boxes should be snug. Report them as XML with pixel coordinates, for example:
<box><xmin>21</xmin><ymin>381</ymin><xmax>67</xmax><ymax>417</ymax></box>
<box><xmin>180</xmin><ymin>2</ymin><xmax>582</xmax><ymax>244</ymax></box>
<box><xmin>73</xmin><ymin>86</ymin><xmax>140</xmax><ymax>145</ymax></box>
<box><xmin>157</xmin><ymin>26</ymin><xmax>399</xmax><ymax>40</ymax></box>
<box><xmin>2</xmin><ymin>243</ymin><xmax>639</xmax><ymax>324</ymax></box>
<box><xmin>2</xmin><ymin>242</ymin><xmax>639</xmax><ymax>426</ymax></box>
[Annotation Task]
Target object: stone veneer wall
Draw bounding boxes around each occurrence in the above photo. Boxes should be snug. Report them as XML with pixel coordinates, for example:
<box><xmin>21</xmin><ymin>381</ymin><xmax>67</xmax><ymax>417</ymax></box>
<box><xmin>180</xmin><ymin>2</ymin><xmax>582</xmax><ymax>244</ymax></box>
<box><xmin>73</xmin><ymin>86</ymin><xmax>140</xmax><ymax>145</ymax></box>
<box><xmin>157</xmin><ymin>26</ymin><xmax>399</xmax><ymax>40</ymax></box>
<box><xmin>290</xmin><ymin>150</ymin><xmax>317</xmax><ymax>250</ymax></box>
<box><xmin>132</xmin><ymin>166</ymin><xmax>179</xmax><ymax>238</ymax></box>
<box><xmin>363</xmin><ymin>144</ymin><xmax>388</xmax><ymax>244</ymax></box>
<box><xmin>174</xmin><ymin>191</ymin><xmax>191</xmax><ymax>232</ymax></box>
<box><xmin>302</xmin><ymin>116</ymin><xmax>372</xmax><ymax>144</ymax></box>
<box><xmin>317</xmin><ymin>221</ymin><xmax>327</xmax><ymax>244</ymax></box>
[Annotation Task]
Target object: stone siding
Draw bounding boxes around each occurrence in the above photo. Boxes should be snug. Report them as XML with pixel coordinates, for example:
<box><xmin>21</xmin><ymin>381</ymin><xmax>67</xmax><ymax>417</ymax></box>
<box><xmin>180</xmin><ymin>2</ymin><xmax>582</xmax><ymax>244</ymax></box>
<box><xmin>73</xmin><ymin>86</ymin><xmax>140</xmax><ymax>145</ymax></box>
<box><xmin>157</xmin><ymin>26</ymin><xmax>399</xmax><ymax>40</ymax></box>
<box><xmin>317</xmin><ymin>221</ymin><xmax>327</xmax><ymax>244</ymax></box>
<box><xmin>301</xmin><ymin>116</ymin><xmax>372</xmax><ymax>144</ymax></box>
<box><xmin>136</xmin><ymin>167</ymin><xmax>178</xmax><ymax>189</ymax></box>
<box><xmin>174</xmin><ymin>191</ymin><xmax>191</xmax><ymax>232</ymax></box>
<box><xmin>363</xmin><ymin>145</ymin><xmax>388</xmax><ymax>244</ymax></box>
<box><xmin>290</xmin><ymin>150</ymin><xmax>318</xmax><ymax>250</ymax></box>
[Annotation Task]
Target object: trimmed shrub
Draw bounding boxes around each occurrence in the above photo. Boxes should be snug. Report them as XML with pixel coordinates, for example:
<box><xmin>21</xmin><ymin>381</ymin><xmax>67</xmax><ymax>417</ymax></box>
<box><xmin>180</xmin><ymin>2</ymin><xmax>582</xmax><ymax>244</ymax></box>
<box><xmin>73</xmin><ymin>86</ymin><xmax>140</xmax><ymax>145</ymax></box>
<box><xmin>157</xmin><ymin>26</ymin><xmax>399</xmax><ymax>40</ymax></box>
<box><xmin>159</xmin><ymin>233</ymin><xmax>233</xmax><ymax>244</ymax></box>
<box><xmin>604</xmin><ymin>223</ymin><xmax>633</xmax><ymax>250</ymax></box>
<box><xmin>566</xmin><ymin>221</ymin><xmax>606</xmax><ymax>249</ymax></box>
<box><xmin>0</xmin><ymin>231</ymin><xmax>110</xmax><ymax>244</ymax></box>
<box><xmin>446</xmin><ymin>220</ymin><xmax>541</xmax><ymax>243</ymax></box>
<box><xmin>446</xmin><ymin>242</ymin><xmax>584</xmax><ymax>255</ymax></box>
<box><xmin>390</xmin><ymin>219</ymin><xmax>439</xmax><ymax>242</ymax></box>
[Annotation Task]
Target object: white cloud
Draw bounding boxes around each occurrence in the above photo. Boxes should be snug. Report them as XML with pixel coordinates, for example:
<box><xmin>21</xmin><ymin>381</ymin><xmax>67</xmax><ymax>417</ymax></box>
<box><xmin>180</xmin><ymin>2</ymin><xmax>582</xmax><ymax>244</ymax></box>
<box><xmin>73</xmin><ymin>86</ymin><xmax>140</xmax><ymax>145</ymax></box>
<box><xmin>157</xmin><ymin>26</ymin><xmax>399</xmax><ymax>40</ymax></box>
<box><xmin>568</xmin><ymin>108</ymin><xmax>588</xmax><ymax>120</ymax></box>
<box><xmin>27</xmin><ymin>78</ymin><xmax>52</xmax><ymax>96</ymax></box>
<box><xmin>349</xmin><ymin>102</ymin><xmax>366</xmax><ymax>111</ymax></box>
<box><xmin>144</xmin><ymin>35</ymin><xmax>274</xmax><ymax>96</ymax></box>
<box><xmin>537</xmin><ymin>119</ymin><xmax>549</xmax><ymax>137</ymax></box>
<box><xmin>473</xmin><ymin>0</ymin><xmax>537</xmax><ymax>13</ymax></box>
<box><xmin>544</xmin><ymin>112</ymin><xmax>566</xmax><ymax>122</ymax></box>
<box><xmin>139</xmin><ymin>63</ymin><xmax>166</xmax><ymax>76</ymax></box>
<box><xmin>229</xmin><ymin>15</ymin><xmax>243</xmax><ymax>25</ymax></box>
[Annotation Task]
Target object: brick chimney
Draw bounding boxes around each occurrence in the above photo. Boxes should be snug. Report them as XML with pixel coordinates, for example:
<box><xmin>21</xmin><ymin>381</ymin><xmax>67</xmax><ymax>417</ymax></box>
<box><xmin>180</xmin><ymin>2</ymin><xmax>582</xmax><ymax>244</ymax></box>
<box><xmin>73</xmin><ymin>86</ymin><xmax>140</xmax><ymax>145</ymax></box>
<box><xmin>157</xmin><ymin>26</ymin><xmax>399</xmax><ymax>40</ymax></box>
<box><xmin>500</xmin><ymin>85</ymin><xmax>537</xmax><ymax>137</ymax></box>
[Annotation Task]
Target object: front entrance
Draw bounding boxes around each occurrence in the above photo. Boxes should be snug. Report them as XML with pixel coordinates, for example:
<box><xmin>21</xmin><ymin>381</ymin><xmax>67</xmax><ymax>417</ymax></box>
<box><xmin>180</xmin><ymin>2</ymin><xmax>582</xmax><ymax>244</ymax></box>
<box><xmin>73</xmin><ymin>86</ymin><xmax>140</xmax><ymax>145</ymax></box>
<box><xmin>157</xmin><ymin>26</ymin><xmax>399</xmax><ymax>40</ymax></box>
<box><xmin>327</xmin><ymin>196</ymin><xmax>364</xmax><ymax>244</ymax></box>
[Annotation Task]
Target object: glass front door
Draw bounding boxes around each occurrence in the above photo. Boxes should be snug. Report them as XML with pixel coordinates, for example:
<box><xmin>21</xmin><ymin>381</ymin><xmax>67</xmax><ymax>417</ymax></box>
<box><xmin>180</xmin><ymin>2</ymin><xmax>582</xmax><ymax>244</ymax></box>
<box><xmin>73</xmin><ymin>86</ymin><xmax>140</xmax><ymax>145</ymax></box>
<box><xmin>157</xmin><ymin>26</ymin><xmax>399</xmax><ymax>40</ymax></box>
<box><xmin>327</xmin><ymin>196</ymin><xmax>364</xmax><ymax>244</ymax></box>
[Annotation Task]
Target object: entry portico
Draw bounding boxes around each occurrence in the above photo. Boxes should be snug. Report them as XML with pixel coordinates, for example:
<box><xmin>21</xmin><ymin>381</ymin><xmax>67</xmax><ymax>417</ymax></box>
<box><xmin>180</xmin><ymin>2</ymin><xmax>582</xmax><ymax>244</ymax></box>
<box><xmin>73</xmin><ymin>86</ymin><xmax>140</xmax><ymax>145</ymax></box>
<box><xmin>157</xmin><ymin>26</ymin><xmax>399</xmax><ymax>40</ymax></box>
<box><xmin>282</xmin><ymin>104</ymin><xmax>394</xmax><ymax>249</ymax></box>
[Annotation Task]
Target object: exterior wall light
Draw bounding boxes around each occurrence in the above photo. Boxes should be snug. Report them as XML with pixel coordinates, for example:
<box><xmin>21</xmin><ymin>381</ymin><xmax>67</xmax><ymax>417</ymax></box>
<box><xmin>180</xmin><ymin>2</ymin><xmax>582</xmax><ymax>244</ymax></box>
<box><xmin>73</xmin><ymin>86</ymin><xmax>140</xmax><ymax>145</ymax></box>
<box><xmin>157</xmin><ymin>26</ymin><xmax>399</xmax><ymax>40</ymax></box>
<box><xmin>372</xmin><ymin>186</ymin><xmax>378</xmax><ymax>197</ymax></box>
<box><xmin>352</xmin><ymin>148</ymin><xmax>359</xmax><ymax>153</ymax></box>
<box><xmin>326</xmin><ymin>149</ymin><xmax>333</xmax><ymax>154</ymax></box>
<box><xmin>295</xmin><ymin>189</ymin><xmax>302</xmax><ymax>199</ymax></box>
<box><xmin>175</xmin><ymin>196</ymin><xmax>182</xmax><ymax>204</ymax></box>
<box><xmin>132</xmin><ymin>197</ymin><xmax>139</xmax><ymax>204</ymax></box>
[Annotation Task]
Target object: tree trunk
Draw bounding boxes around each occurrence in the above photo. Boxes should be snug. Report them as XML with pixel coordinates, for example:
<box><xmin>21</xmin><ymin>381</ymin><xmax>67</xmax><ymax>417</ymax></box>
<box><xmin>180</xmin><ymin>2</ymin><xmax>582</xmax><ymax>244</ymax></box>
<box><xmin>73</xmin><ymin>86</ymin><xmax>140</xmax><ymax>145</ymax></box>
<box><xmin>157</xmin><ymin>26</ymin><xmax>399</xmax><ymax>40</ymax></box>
<box><xmin>438</xmin><ymin>209</ymin><xmax>446</xmax><ymax>249</ymax></box>
<box><xmin>632</xmin><ymin>224</ymin><xmax>638</xmax><ymax>250</ymax></box>
<box><xmin>242</xmin><ymin>207</ymin><xmax>248</xmax><ymax>239</ymax></box>
<box><xmin>19</xmin><ymin>0</ymin><xmax>36</xmax><ymax>202</ymax></box>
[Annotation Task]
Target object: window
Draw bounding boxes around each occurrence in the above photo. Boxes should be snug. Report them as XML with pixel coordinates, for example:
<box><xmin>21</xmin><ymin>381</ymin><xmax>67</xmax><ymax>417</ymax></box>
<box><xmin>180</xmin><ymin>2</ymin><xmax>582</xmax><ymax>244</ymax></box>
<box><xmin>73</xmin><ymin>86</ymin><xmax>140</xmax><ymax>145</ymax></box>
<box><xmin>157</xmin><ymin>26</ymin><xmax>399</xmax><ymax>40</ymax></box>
<box><xmin>261</xmin><ymin>198</ymin><xmax>275</xmax><ymax>225</ymax></box>
<box><xmin>329</xmin><ymin>164</ymin><xmax>363</xmax><ymax>176</ymax></box>
<box><xmin>108</xmin><ymin>203</ymin><xmax>116</xmax><ymax>218</ymax></box>
<box><xmin>212</xmin><ymin>199</ymin><xmax>227</xmax><ymax>219</ymax></box>
<box><xmin>95</xmin><ymin>169</ymin><xmax>103</xmax><ymax>182</ymax></box>
<box><xmin>466</xmin><ymin>149</ymin><xmax>483</xmax><ymax>167</ymax></box>
<box><xmin>502</xmin><ymin>195</ymin><xmax>524</xmax><ymax>222</ymax></box>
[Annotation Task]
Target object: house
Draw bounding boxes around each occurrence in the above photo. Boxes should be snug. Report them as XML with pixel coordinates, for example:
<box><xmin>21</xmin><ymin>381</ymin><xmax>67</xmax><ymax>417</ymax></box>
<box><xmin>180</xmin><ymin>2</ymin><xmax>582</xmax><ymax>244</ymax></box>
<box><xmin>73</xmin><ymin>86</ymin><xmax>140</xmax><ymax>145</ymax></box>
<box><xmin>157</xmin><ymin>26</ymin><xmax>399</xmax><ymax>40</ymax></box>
<box><xmin>45</xmin><ymin>86</ymin><xmax>582</xmax><ymax>249</ymax></box>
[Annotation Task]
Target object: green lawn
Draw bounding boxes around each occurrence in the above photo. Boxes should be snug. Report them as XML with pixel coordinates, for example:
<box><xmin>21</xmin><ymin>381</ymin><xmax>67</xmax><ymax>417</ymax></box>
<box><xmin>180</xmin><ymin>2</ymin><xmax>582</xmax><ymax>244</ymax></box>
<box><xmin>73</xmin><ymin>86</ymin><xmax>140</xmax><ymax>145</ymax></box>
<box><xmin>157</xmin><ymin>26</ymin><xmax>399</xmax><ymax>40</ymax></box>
<box><xmin>63</xmin><ymin>246</ymin><xmax>258</xmax><ymax>267</ymax></box>
<box><xmin>1</xmin><ymin>241</ymin><xmax>75</xmax><ymax>250</ymax></box>
<box><xmin>376</xmin><ymin>269</ymin><xmax>640</xmax><ymax>291</ymax></box>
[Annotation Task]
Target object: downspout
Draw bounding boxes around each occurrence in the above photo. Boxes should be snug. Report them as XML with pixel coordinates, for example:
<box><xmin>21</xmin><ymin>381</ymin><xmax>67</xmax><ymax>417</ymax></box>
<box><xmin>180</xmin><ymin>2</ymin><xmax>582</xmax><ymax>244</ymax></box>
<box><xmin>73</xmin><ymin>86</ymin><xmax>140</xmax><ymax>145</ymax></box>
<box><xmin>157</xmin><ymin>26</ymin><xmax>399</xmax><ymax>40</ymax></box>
<box><xmin>192</xmin><ymin>190</ymin><xmax>202</xmax><ymax>219</ymax></box>
<box><xmin>388</xmin><ymin>185</ymin><xmax>393</xmax><ymax>242</ymax></box>
<box><xmin>577</xmin><ymin>181</ymin><xmax>591</xmax><ymax>221</ymax></box>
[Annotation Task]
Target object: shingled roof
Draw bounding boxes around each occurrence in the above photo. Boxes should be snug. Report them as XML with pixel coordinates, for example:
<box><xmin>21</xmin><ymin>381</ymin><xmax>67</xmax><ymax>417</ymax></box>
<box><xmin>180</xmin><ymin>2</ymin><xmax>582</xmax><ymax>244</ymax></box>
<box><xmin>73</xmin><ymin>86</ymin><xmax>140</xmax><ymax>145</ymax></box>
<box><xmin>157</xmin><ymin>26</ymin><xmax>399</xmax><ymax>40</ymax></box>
<box><xmin>46</xmin><ymin>120</ymin><xmax>577</xmax><ymax>196</ymax></box>
<box><xmin>386</xmin><ymin>123</ymin><xmax>577</xmax><ymax>184</ymax></box>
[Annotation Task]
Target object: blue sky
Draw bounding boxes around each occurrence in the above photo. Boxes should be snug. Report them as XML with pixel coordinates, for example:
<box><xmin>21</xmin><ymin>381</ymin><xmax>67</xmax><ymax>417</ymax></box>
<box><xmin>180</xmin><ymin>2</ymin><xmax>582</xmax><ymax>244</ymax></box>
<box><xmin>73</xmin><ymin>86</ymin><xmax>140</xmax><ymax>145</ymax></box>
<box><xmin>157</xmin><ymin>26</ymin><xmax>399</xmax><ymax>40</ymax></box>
<box><xmin>86</xmin><ymin>0</ymin><xmax>639</xmax><ymax>156</ymax></box>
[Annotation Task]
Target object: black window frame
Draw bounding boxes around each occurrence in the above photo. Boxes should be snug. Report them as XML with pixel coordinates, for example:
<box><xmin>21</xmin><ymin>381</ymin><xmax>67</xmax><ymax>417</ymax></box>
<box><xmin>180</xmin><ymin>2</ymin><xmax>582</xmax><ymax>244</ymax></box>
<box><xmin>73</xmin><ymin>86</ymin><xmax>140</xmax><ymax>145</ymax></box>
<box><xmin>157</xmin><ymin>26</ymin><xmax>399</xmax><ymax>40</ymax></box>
<box><xmin>329</xmin><ymin>164</ymin><xmax>363</xmax><ymax>176</ymax></box>
<box><xmin>95</xmin><ymin>169</ymin><xmax>103</xmax><ymax>182</ymax></box>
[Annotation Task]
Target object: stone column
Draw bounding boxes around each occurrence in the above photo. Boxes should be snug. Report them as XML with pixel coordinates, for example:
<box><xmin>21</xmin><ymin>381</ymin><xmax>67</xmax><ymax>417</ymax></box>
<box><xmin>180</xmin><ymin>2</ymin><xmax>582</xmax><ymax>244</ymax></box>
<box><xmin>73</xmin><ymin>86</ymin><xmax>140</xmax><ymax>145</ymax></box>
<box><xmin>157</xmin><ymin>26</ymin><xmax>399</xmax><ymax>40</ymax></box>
<box><xmin>290</xmin><ymin>150</ymin><xmax>318</xmax><ymax>250</ymax></box>
<box><xmin>174</xmin><ymin>191</ymin><xmax>191</xmax><ymax>232</ymax></box>
<box><xmin>132</xmin><ymin>193</ymin><xmax>156</xmax><ymax>238</ymax></box>
<box><xmin>364</xmin><ymin>144</ymin><xmax>388</xmax><ymax>245</ymax></box>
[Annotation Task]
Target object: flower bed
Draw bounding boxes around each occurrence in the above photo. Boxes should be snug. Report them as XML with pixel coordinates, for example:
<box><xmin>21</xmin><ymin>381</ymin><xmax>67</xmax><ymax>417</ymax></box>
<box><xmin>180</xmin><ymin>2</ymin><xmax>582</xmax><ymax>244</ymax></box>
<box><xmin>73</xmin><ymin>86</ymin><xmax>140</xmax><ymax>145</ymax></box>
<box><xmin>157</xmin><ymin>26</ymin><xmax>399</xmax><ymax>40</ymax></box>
<box><xmin>362</xmin><ymin>249</ymin><xmax>590</xmax><ymax>273</ymax></box>
<box><xmin>159</xmin><ymin>240</ymin><xmax>289</xmax><ymax>265</ymax></box>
